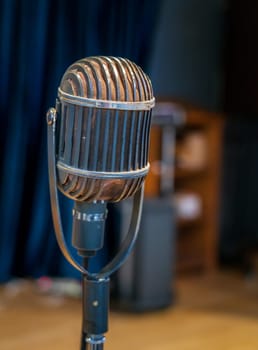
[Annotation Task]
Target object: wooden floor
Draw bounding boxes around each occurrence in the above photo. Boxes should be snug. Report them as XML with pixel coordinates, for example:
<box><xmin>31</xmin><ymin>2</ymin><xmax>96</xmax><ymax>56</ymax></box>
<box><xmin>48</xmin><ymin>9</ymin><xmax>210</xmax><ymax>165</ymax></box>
<box><xmin>1</xmin><ymin>270</ymin><xmax>258</xmax><ymax>350</ymax></box>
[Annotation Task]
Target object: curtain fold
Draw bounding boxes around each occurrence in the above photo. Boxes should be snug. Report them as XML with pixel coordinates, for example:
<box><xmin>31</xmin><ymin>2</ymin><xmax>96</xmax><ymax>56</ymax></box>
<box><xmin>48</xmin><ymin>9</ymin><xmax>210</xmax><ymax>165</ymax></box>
<box><xmin>0</xmin><ymin>0</ymin><xmax>162</xmax><ymax>282</ymax></box>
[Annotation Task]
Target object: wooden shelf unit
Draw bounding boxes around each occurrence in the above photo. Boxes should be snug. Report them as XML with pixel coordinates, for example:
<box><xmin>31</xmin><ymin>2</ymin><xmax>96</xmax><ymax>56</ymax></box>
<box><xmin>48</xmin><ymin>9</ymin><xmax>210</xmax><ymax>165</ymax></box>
<box><xmin>145</xmin><ymin>102</ymin><xmax>224</xmax><ymax>274</ymax></box>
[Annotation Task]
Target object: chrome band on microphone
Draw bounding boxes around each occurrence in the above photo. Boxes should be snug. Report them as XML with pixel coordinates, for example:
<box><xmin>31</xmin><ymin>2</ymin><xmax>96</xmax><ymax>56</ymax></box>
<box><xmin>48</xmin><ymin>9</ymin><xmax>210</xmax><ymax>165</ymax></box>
<box><xmin>57</xmin><ymin>161</ymin><xmax>150</xmax><ymax>179</ymax></box>
<box><xmin>58</xmin><ymin>88</ymin><xmax>155</xmax><ymax>111</ymax></box>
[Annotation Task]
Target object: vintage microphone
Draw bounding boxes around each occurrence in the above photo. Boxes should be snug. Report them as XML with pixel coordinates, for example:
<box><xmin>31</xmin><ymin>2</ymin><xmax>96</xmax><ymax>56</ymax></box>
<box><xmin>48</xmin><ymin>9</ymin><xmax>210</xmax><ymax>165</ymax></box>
<box><xmin>46</xmin><ymin>56</ymin><xmax>154</xmax><ymax>350</ymax></box>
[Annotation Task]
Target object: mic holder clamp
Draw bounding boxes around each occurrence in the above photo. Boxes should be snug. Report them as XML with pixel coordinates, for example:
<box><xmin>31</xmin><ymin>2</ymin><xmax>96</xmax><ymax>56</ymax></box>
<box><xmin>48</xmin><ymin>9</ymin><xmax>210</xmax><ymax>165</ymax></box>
<box><xmin>82</xmin><ymin>277</ymin><xmax>109</xmax><ymax>338</ymax></box>
<box><xmin>47</xmin><ymin>107</ymin><xmax>145</xmax><ymax>350</ymax></box>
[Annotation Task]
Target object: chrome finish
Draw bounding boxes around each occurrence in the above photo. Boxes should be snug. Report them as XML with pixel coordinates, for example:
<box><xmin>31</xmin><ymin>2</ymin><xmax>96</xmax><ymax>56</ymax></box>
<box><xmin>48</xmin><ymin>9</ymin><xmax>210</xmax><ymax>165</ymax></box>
<box><xmin>85</xmin><ymin>335</ymin><xmax>105</xmax><ymax>350</ymax></box>
<box><xmin>58</xmin><ymin>88</ymin><xmax>155</xmax><ymax>110</ymax></box>
<box><xmin>57</xmin><ymin>160</ymin><xmax>150</xmax><ymax>179</ymax></box>
<box><xmin>46</xmin><ymin>108</ymin><xmax>57</xmax><ymax>126</ymax></box>
<box><xmin>56</xmin><ymin>56</ymin><xmax>154</xmax><ymax>202</ymax></box>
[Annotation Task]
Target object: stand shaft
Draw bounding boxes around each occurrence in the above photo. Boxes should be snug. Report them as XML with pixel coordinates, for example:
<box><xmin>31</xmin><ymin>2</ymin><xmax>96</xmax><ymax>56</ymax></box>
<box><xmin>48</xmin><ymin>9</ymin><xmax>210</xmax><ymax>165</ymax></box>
<box><xmin>81</xmin><ymin>275</ymin><xmax>109</xmax><ymax>350</ymax></box>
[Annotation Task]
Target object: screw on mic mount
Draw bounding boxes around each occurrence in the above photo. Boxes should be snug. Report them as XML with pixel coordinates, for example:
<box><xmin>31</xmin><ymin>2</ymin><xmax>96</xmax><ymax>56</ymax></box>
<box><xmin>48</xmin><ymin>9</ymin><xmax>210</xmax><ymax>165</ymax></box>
<box><xmin>46</xmin><ymin>108</ymin><xmax>57</xmax><ymax>126</ymax></box>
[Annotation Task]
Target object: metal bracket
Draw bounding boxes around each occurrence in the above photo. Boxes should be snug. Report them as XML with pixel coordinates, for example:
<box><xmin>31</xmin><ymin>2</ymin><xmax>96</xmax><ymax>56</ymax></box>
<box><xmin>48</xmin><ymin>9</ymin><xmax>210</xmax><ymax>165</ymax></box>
<box><xmin>46</xmin><ymin>107</ymin><xmax>145</xmax><ymax>280</ymax></box>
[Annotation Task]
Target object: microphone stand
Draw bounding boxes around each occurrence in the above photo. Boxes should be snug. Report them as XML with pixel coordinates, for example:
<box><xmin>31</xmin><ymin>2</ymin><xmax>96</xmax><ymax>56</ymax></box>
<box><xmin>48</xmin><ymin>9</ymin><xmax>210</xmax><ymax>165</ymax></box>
<box><xmin>47</xmin><ymin>108</ymin><xmax>144</xmax><ymax>350</ymax></box>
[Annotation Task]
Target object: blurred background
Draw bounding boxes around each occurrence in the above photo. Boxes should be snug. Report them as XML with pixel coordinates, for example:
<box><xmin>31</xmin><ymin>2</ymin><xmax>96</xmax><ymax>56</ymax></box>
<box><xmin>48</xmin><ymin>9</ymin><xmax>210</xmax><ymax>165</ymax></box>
<box><xmin>1</xmin><ymin>0</ymin><xmax>258</xmax><ymax>349</ymax></box>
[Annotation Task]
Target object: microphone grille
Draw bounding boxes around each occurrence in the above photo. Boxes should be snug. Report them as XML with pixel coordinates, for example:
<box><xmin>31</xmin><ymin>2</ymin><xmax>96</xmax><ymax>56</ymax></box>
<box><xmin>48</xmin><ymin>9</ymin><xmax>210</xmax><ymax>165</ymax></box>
<box><xmin>56</xmin><ymin>56</ymin><xmax>154</xmax><ymax>202</ymax></box>
<box><xmin>59</xmin><ymin>56</ymin><xmax>153</xmax><ymax>103</ymax></box>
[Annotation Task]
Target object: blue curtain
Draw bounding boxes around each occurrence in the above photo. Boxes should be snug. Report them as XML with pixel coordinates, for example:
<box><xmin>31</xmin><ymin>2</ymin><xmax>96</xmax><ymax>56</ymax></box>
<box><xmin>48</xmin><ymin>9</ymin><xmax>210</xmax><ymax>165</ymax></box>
<box><xmin>0</xmin><ymin>0</ymin><xmax>162</xmax><ymax>282</ymax></box>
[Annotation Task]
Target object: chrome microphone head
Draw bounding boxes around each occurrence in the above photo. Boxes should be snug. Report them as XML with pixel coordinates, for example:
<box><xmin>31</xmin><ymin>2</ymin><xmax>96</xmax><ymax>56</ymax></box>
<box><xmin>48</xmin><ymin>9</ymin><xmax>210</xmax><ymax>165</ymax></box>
<box><xmin>55</xmin><ymin>56</ymin><xmax>155</xmax><ymax>202</ymax></box>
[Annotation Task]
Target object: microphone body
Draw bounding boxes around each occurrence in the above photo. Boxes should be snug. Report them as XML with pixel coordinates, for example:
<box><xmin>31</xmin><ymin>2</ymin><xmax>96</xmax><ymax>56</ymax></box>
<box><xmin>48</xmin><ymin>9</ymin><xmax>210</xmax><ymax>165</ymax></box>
<box><xmin>55</xmin><ymin>56</ymin><xmax>154</xmax><ymax>203</ymax></box>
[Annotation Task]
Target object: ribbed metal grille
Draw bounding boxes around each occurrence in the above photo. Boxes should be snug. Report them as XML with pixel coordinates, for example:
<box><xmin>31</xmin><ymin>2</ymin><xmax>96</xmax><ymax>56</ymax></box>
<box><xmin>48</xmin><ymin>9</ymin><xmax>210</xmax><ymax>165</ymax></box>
<box><xmin>56</xmin><ymin>56</ymin><xmax>154</xmax><ymax>202</ymax></box>
<box><xmin>58</xmin><ymin>105</ymin><xmax>152</xmax><ymax>173</ymax></box>
<box><xmin>60</xmin><ymin>56</ymin><xmax>153</xmax><ymax>102</ymax></box>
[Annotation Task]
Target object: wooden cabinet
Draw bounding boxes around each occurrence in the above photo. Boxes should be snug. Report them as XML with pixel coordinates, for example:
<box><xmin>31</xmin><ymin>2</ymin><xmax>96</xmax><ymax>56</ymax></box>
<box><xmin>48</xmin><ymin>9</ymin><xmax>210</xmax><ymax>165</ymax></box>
<box><xmin>145</xmin><ymin>102</ymin><xmax>224</xmax><ymax>273</ymax></box>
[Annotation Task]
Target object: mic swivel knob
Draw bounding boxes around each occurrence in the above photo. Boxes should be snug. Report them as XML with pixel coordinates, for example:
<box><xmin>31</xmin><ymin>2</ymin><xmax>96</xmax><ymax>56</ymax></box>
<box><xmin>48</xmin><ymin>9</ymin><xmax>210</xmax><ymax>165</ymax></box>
<box><xmin>46</xmin><ymin>108</ymin><xmax>57</xmax><ymax>126</ymax></box>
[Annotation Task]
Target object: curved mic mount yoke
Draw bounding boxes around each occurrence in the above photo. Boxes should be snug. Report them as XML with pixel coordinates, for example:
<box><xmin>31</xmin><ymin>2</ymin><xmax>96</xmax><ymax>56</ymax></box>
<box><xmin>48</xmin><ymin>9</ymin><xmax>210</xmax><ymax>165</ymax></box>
<box><xmin>47</xmin><ymin>107</ymin><xmax>145</xmax><ymax>349</ymax></box>
<box><xmin>47</xmin><ymin>107</ymin><xmax>144</xmax><ymax>280</ymax></box>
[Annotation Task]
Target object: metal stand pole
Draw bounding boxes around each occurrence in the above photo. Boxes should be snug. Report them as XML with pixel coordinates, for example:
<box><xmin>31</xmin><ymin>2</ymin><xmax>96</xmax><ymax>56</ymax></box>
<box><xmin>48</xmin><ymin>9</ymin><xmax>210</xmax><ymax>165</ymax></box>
<box><xmin>80</xmin><ymin>274</ymin><xmax>109</xmax><ymax>350</ymax></box>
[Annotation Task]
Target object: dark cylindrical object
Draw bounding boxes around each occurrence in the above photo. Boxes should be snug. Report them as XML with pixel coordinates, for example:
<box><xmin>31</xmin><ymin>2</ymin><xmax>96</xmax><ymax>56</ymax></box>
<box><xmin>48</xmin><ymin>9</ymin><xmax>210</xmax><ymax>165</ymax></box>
<box><xmin>72</xmin><ymin>201</ymin><xmax>107</xmax><ymax>256</ymax></box>
<box><xmin>55</xmin><ymin>56</ymin><xmax>154</xmax><ymax>203</ymax></box>
<box><xmin>82</xmin><ymin>277</ymin><xmax>110</xmax><ymax>335</ymax></box>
